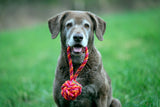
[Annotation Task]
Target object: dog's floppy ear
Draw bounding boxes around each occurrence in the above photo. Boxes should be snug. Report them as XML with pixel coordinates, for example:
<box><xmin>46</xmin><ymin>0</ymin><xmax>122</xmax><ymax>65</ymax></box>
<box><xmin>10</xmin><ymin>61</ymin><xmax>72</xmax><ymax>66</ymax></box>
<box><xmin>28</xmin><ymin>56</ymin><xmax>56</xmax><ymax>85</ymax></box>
<box><xmin>48</xmin><ymin>12</ymin><xmax>67</xmax><ymax>39</ymax></box>
<box><xmin>87</xmin><ymin>12</ymin><xmax>106</xmax><ymax>41</ymax></box>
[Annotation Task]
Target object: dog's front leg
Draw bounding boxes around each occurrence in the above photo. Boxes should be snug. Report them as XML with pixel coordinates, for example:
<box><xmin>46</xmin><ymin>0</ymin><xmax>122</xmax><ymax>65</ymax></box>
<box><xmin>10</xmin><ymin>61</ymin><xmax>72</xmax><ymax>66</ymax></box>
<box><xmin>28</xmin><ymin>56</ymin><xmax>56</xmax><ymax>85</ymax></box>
<box><xmin>69</xmin><ymin>84</ymin><xmax>100</xmax><ymax>107</ymax></box>
<box><xmin>82</xmin><ymin>84</ymin><xmax>98</xmax><ymax>98</ymax></box>
<box><xmin>83</xmin><ymin>84</ymin><xmax>110</xmax><ymax>107</ymax></box>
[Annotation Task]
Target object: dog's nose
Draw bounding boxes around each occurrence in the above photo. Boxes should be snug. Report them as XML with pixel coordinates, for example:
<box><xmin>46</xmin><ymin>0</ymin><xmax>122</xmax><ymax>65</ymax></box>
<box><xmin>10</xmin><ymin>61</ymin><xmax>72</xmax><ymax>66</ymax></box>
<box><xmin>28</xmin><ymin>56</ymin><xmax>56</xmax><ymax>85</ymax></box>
<box><xmin>73</xmin><ymin>33</ymin><xmax>83</xmax><ymax>42</ymax></box>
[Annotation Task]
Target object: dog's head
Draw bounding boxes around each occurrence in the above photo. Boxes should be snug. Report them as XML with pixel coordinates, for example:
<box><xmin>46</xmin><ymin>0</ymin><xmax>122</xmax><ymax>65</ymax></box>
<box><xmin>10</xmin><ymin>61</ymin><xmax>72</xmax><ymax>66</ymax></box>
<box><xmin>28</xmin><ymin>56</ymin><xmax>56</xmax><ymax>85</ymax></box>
<box><xmin>48</xmin><ymin>11</ymin><xmax>106</xmax><ymax>64</ymax></box>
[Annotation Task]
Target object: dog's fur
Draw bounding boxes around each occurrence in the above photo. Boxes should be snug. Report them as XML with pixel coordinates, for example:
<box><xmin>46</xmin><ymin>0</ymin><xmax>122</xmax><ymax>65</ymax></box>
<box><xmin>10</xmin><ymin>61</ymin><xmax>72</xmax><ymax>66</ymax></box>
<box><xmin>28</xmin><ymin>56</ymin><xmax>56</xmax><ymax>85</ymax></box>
<box><xmin>48</xmin><ymin>11</ymin><xmax>121</xmax><ymax>107</ymax></box>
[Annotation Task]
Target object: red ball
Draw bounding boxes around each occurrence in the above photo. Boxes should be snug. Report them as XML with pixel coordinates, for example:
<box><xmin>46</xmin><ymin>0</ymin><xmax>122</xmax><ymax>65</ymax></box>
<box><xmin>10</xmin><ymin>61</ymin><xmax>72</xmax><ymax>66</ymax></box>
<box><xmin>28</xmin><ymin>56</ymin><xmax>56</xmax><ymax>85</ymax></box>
<box><xmin>61</xmin><ymin>80</ymin><xmax>82</xmax><ymax>100</ymax></box>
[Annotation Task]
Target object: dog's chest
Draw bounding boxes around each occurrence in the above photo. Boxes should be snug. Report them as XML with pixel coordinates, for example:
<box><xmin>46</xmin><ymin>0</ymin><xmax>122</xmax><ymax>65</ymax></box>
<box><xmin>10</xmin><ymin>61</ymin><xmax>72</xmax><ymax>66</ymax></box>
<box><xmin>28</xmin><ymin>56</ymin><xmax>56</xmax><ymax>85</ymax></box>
<box><xmin>59</xmin><ymin>66</ymin><xmax>95</xmax><ymax>85</ymax></box>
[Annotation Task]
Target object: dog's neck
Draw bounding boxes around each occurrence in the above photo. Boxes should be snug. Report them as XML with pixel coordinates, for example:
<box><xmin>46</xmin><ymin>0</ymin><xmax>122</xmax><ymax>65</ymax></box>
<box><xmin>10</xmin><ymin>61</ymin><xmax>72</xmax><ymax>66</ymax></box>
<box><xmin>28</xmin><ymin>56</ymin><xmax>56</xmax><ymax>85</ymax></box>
<box><xmin>58</xmin><ymin>45</ymin><xmax>101</xmax><ymax>77</ymax></box>
<box><xmin>71</xmin><ymin>54</ymin><xmax>85</xmax><ymax>64</ymax></box>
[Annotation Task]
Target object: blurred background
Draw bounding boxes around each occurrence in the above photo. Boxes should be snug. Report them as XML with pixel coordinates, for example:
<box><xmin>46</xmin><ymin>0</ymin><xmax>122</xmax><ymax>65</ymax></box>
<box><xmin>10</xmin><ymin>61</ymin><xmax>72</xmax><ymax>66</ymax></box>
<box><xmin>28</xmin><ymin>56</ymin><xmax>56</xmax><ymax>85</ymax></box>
<box><xmin>0</xmin><ymin>0</ymin><xmax>160</xmax><ymax>31</ymax></box>
<box><xmin>0</xmin><ymin>0</ymin><xmax>160</xmax><ymax>107</ymax></box>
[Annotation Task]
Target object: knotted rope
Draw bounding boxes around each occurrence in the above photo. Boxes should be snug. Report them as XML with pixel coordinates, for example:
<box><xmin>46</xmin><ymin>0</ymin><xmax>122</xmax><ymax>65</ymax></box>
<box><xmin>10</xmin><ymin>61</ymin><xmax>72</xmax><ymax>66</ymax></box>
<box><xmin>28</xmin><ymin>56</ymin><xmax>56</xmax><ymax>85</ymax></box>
<box><xmin>61</xmin><ymin>46</ymin><xmax>89</xmax><ymax>100</ymax></box>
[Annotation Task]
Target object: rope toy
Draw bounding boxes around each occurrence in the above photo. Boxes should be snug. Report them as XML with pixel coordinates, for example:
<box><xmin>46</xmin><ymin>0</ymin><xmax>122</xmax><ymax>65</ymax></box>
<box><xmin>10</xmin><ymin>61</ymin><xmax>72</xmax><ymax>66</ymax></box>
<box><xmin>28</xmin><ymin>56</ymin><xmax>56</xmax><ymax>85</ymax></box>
<box><xmin>61</xmin><ymin>46</ymin><xmax>89</xmax><ymax>100</ymax></box>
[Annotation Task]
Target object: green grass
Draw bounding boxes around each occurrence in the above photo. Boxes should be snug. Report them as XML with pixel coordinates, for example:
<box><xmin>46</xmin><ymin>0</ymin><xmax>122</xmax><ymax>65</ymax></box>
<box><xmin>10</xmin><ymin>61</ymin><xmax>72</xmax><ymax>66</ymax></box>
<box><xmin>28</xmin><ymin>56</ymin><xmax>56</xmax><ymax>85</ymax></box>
<box><xmin>0</xmin><ymin>7</ymin><xmax>160</xmax><ymax>107</ymax></box>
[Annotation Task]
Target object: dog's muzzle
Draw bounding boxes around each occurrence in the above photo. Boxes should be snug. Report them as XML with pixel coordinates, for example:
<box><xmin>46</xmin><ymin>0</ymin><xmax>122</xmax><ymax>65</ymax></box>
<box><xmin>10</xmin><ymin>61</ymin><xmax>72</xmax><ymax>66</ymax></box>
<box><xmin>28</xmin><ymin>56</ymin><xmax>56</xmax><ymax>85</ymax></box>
<box><xmin>68</xmin><ymin>33</ymin><xmax>85</xmax><ymax>55</ymax></box>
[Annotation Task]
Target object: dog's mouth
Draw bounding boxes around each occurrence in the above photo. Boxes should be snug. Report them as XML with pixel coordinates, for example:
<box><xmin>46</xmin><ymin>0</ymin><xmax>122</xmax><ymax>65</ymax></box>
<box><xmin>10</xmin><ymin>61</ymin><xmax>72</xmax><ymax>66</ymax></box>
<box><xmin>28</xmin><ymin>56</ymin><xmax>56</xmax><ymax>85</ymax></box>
<box><xmin>70</xmin><ymin>44</ymin><xmax>85</xmax><ymax>55</ymax></box>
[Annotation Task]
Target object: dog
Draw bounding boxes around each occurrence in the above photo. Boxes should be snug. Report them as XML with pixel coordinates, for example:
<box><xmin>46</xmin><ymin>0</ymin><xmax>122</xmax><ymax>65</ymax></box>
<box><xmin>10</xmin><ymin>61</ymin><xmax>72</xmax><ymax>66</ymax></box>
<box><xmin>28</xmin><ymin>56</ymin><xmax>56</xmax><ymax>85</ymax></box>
<box><xmin>48</xmin><ymin>11</ymin><xmax>121</xmax><ymax>107</ymax></box>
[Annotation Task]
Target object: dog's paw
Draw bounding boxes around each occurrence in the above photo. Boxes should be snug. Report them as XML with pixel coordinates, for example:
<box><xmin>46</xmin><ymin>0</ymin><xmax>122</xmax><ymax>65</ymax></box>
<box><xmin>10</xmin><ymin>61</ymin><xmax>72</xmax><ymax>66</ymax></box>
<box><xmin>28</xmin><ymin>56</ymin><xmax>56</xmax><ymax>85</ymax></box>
<box><xmin>110</xmin><ymin>98</ymin><xmax>122</xmax><ymax>107</ymax></box>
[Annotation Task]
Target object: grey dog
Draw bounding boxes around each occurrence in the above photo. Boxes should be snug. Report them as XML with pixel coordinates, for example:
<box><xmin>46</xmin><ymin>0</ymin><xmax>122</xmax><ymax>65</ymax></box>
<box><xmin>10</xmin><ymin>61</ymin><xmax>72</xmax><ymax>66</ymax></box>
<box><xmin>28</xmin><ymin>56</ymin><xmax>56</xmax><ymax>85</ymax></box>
<box><xmin>48</xmin><ymin>11</ymin><xmax>121</xmax><ymax>107</ymax></box>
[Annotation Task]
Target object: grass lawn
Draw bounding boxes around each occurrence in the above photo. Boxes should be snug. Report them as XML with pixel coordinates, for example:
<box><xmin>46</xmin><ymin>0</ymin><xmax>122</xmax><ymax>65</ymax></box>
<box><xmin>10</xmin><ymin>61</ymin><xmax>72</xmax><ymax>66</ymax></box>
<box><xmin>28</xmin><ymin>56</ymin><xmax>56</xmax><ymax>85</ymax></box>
<box><xmin>0</xmin><ymin>7</ymin><xmax>160</xmax><ymax>107</ymax></box>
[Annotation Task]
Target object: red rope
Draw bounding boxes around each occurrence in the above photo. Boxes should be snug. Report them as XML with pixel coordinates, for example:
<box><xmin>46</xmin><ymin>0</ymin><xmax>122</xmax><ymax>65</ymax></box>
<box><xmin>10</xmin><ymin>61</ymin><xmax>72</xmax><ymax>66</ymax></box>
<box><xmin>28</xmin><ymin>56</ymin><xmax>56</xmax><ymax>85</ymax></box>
<box><xmin>61</xmin><ymin>46</ymin><xmax>89</xmax><ymax>100</ymax></box>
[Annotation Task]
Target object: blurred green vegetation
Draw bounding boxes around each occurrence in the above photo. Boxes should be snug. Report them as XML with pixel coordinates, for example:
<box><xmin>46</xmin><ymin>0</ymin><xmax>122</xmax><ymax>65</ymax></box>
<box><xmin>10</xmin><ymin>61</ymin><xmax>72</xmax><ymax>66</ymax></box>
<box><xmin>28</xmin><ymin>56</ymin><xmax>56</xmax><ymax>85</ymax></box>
<box><xmin>0</xmin><ymin>0</ymin><xmax>159</xmax><ymax>11</ymax></box>
<box><xmin>0</xmin><ymin>7</ymin><xmax>160</xmax><ymax>107</ymax></box>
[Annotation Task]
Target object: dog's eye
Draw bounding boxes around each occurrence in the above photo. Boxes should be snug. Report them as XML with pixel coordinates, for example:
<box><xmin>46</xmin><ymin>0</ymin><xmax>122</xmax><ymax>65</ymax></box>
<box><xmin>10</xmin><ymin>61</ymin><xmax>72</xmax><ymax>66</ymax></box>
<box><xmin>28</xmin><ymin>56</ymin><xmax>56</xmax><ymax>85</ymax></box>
<box><xmin>66</xmin><ymin>23</ymin><xmax>72</xmax><ymax>28</ymax></box>
<box><xmin>84</xmin><ymin>23</ymin><xmax>90</xmax><ymax>29</ymax></box>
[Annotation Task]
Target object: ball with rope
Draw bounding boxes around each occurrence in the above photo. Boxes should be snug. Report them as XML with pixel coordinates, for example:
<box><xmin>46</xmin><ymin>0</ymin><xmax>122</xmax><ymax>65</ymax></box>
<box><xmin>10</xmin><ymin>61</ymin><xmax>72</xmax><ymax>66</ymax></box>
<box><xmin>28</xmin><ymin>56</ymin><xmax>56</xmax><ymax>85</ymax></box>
<box><xmin>61</xmin><ymin>46</ymin><xmax>89</xmax><ymax>101</ymax></box>
<box><xmin>61</xmin><ymin>80</ymin><xmax>82</xmax><ymax>100</ymax></box>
